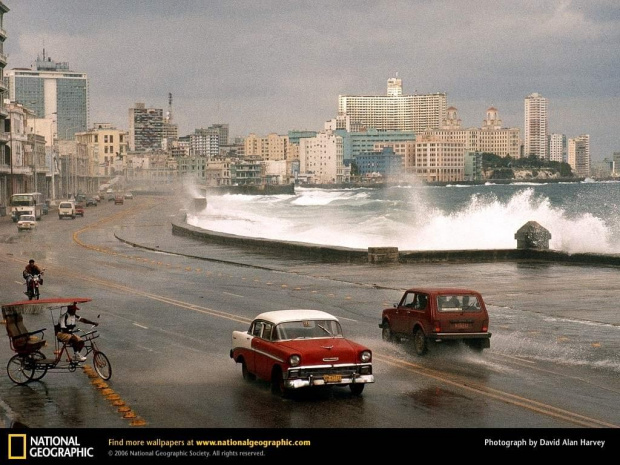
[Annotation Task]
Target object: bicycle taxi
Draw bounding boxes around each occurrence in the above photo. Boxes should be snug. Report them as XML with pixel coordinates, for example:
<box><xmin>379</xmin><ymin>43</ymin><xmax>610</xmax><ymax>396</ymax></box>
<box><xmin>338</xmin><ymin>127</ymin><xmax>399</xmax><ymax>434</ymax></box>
<box><xmin>2</xmin><ymin>297</ymin><xmax>111</xmax><ymax>384</ymax></box>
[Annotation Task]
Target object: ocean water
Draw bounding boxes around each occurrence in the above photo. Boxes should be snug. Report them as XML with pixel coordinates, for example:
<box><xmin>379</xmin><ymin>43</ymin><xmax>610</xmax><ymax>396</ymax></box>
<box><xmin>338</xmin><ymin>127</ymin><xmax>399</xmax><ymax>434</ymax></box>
<box><xmin>187</xmin><ymin>181</ymin><xmax>620</xmax><ymax>254</ymax></box>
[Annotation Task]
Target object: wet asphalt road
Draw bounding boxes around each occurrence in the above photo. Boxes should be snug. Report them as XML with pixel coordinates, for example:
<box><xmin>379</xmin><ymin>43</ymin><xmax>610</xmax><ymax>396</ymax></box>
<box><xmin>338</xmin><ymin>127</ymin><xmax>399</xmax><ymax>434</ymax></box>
<box><xmin>0</xmin><ymin>195</ymin><xmax>619</xmax><ymax>429</ymax></box>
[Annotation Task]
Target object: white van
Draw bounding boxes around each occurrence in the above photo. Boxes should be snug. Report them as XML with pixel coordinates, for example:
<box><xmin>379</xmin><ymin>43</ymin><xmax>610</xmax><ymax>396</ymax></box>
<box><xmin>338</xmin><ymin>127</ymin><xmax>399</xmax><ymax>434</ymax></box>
<box><xmin>58</xmin><ymin>201</ymin><xmax>76</xmax><ymax>220</ymax></box>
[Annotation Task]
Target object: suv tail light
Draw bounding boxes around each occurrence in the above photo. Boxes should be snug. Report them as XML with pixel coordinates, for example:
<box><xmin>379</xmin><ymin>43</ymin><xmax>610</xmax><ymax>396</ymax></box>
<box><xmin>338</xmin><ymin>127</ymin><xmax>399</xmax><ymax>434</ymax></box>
<box><xmin>482</xmin><ymin>320</ymin><xmax>488</xmax><ymax>332</ymax></box>
<box><xmin>433</xmin><ymin>321</ymin><xmax>441</xmax><ymax>333</ymax></box>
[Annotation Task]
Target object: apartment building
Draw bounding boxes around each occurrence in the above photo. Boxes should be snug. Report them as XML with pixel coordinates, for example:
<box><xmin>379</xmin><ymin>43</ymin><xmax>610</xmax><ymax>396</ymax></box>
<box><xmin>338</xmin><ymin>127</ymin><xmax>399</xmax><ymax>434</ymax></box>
<box><xmin>338</xmin><ymin>77</ymin><xmax>447</xmax><ymax>133</ymax></box>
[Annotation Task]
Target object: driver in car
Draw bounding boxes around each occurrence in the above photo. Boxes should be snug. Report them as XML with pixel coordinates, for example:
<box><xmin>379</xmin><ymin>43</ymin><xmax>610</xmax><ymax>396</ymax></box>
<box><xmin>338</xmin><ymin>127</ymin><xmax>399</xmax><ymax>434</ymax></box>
<box><xmin>57</xmin><ymin>303</ymin><xmax>98</xmax><ymax>361</ymax></box>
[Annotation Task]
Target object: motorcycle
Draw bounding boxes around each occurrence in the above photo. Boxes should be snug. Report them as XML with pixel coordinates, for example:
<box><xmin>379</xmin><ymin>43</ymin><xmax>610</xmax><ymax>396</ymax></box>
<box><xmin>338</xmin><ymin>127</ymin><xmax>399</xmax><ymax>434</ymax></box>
<box><xmin>24</xmin><ymin>272</ymin><xmax>43</xmax><ymax>301</ymax></box>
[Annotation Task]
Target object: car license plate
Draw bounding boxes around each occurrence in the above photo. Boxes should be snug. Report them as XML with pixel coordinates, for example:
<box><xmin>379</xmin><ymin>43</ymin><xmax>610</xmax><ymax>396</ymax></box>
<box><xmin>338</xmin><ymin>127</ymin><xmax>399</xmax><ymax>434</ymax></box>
<box><xmin>453</xmin><ymin>322</ymin><xmax>471</xmax><ymax>329</ymax></box>
<box><xmin>323</xmin><ymin>374</ymin><xmax>342</xmax><ymax>383</ymax></box>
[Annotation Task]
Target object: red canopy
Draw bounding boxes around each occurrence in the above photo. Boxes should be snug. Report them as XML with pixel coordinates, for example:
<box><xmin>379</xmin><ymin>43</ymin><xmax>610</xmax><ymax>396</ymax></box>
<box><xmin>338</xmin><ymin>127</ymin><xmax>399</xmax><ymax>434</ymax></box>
<box><xmin>2</xmin><ymin>297</ymin><xmax>92</xmax><ymax>310</ymax></box>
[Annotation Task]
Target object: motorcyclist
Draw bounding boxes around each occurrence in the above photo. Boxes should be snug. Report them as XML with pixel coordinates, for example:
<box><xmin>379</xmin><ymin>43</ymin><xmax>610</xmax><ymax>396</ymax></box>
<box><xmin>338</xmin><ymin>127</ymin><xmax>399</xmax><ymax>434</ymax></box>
<box><xmin>23</xmin><ymin>259</ymin><xmax>44</xmax><ymax>294</ymax></box>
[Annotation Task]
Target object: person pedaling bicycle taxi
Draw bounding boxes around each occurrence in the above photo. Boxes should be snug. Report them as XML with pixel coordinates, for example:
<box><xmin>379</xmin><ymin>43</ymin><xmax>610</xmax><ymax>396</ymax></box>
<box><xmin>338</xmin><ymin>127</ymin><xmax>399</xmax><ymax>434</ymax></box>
<box><xmin>57</xmin><ymin>303</ymin><xmax>98</xmax><ymax>361</ymax></box>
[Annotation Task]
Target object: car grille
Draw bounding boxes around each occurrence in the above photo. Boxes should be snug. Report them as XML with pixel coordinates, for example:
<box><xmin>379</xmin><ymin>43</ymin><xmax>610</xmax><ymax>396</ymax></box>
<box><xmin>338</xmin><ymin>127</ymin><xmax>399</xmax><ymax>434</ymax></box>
<box><xmin>298</xmin><ymin>365</ymin><xmax>364</xmax><ymax>377</ymax></box>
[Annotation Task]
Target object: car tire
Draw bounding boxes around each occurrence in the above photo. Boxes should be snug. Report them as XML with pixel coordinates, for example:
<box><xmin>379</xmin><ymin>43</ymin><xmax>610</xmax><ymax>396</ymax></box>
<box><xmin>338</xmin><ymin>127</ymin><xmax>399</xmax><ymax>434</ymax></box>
<box><xmin>413</xmin><ymin>328</ymin><xmax>428</xmax><ymax>356</ymax></box>
<box><xmin>271</xmin><ymin>367</ymin><xmax>289</xmax><ymax>397</ymax></box>
<box><xmin>241</xmin><ymin>360</ymin><xmax>255</xmax><ymax>382</ymax></box>
<box><xmin>349</xmin><ymin>384</ymin><xmax>365</xmax><ymax>396</ymax></box>
<box><xmin>381</xmin><ymin>320</ymin><xmax>396</xmax><ymax>343</ymax></box>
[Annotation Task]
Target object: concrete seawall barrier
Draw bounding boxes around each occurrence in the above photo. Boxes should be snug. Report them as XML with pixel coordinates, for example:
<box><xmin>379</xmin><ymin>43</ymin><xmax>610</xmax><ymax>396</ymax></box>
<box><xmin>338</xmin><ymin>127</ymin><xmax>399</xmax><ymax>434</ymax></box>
<box><xmin>171</xmin><ymin>219</ymin><xmax>620</xmax><ymax>267</ymax></box>
<box><xmin>172</xmin><ymin>220</ymin><xmax>369</xmax><ymax>263</ymax></box>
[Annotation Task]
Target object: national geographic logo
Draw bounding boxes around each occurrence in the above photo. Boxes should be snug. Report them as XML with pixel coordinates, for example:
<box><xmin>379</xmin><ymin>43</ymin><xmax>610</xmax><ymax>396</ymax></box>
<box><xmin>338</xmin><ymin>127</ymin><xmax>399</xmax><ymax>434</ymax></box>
<box><xmin>7</xmin><ymin>435</ymin><xmax>26</xmax><ymax>460</ymax></box>
<box><xmin>7</xmin><ymin>434</ymin><xmax>94</xmax><ymax>460</ymax></box>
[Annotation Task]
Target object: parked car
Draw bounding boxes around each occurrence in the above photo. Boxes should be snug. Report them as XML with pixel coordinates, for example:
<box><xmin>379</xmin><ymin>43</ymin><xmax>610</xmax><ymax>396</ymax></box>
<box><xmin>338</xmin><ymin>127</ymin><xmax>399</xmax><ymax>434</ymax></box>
<box><xmin>124</xmin><ymin>192</ymin><xmax>134</xmax><ymax>199</ymax></box>
<box><xmin>17</xmin><ymin>214</ymin><xmax>37</xmax><ymax>231</ymax></box>
<box><xmin>379</xmin><ymin>288</ymin><xmax>491</xmax><ymax>355</ymax></box>
<box><xmin>86</xmin><ymin>198</ymin><xmax>98</xmax><ymax>207</ymax></box>
<box><xmin>58</xmin><ymin>201</ymin><xmax>76</xmax><ymax>220</ymax></box>
<box><xmin>114</xmin><ymin>195</ymin><xmax>124</xmax><ymax>205</ymax></box>
<box><xmin>231</xmin><ymin>310</ymin><xmax>374</xmax><ymax>396</ymax></box>
<box><xmin>75</xmin><ymin>202</ymin><xmax>85</xmax><ymax>216</ymax></box>
<box><xmin>93</xmin><ymin>194</ymin><xmax>101</xmax><ymax>202</ymax></box>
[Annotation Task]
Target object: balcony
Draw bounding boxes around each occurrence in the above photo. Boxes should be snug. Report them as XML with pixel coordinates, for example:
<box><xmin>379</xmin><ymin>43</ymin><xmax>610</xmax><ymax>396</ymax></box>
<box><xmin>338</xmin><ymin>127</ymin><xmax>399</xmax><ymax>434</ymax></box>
<box><xmin>0</xmin><ymin>131</ymin><xmax>8</xmax><ymax>142</ymax></box>
<box><xmin>0</xmin><ymin>27</ymin><xmax>6</xmax><ymax>40</ymax></box>
<box><xmin>0</xmin><ymin>52</ymin><xmax>6</xmax><ymax>66</ymax></box>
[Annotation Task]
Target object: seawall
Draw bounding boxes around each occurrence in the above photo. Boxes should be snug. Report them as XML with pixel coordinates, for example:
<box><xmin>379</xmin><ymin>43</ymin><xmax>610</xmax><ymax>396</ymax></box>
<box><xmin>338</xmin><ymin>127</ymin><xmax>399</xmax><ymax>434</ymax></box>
<box><xmin>171</xmin><ymin>219</ymin><xmax>620</xmax><ymax>267</ymax></box>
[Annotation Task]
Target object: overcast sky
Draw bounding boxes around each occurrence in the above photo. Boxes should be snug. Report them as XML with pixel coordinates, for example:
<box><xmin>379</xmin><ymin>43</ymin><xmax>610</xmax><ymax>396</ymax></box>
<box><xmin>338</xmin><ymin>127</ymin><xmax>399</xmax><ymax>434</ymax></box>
<box><xmin>6</xmin><ymin>0</ymin><xmax>619</xmax><ymax>160</ymax></box>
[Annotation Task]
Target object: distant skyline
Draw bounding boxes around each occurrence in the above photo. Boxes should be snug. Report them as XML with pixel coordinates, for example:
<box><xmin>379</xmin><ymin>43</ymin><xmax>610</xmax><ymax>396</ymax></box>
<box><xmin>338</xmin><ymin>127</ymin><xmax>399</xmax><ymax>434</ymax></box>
<box><xmin>6</xmin><ymin>0</ymin><xmax>619</xmax><ymax>160</ymax></box>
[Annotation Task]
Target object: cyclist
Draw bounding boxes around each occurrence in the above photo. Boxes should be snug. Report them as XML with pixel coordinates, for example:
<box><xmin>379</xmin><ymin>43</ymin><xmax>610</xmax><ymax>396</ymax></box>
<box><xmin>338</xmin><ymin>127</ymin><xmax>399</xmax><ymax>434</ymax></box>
<box><xmin>57</xmin><ymin>303</ymin><xmax>98</xmax><ymax>361</ymax></box>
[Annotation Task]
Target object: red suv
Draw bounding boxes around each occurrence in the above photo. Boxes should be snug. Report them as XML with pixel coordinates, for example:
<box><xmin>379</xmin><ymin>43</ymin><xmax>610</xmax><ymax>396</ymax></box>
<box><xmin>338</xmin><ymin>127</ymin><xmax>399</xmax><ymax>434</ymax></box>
<box><xmin>380</xmin><ymin>288</ymin><xmax>491</xmax><ymax>355</ymax></box>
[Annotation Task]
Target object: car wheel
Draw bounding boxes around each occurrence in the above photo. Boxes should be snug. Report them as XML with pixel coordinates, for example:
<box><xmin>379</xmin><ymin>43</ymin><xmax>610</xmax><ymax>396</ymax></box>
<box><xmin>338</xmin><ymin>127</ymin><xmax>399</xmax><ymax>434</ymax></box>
<box><xmin>381</xmin><ymin>320</ymin><xmax>395</xmax><ymax>343</ymax></box>
<box><xmin>349</xmin><ymin>384</ymin><xmax>365</xmax><ymax>396</ymax></box>
<box><xmin>466</xmin><ymin>340</ymin><xmax>485</xmax><ymax>353</ymax></box>
<box><xmin>241</xmin><ymin>360</ymin><xmax>255</xmax><ymax>382</ymax></box>
<box><xmin>271</xmin><ymin>367</ymin><xmax>289</xmax><ymax>397</ymax></box>
<box><xmin>413</xmin><ymin>328</ymin><xmax>428</xmax><ymax>356</ymax></box>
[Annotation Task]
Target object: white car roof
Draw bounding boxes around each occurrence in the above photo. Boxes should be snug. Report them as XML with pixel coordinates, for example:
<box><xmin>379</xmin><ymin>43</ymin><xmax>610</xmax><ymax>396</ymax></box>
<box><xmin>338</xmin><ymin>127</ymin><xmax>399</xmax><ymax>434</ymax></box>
<box><xmin>254</xmin><ymin>310</ymin><xmax>338</xmax><ymax>325</ymax></box>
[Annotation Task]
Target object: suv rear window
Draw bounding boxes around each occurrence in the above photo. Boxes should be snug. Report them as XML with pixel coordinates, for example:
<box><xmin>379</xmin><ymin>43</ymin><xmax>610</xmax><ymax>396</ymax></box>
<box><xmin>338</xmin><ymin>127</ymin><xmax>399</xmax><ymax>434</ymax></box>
<box><xmin>437</xmin><ymin>295</ymin><xmax>481</xmax><ymax>312</ymax></box>
<box><xmin>59</xmin><ymin>203</ymin><xmax>72</xmax><ymax>208</ymax></box>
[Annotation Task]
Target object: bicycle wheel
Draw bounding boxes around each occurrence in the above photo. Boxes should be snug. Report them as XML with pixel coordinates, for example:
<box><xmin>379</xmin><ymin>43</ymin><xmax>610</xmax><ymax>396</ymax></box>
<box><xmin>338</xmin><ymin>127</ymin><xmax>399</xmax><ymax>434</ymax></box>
<box><xmin>30</xmin><ymin>351</ymin><xmax>48</xmax><ymax>381</ymax></box>
<box><xmin>93</xmin><ymin>351</ymin><xmax>112</xmax><ymax>380</ymax></box>
<box><xmin>7</xmin><ymin>355</ymin><xmax>35</xmax><ymax>384</ymax></box>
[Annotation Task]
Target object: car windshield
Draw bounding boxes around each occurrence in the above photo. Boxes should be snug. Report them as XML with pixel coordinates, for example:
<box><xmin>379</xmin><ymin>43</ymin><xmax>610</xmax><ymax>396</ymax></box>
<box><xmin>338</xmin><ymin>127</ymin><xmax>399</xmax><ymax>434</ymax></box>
<box><xmin>437</xmin><ymin>295</ymin><xmax>481</xmax><ymax>312</ymax></box>
<box><xmin>275</xmin><ymin>319</ymin><xmax>343</xmax><ymax>340</ymax></box>
<box><xmin>20</xmin><ymin>216</ymin><xmax>35</xmax><ymax>222</ymax></box>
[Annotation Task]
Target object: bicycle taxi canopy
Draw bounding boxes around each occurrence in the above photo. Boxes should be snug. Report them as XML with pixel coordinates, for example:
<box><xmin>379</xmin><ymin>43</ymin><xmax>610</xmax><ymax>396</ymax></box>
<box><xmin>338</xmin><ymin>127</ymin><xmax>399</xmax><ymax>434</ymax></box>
<box><xmin>2</xmin><ymin>297</ymin><xmax>92</xmax><ymax>352</ymax></box>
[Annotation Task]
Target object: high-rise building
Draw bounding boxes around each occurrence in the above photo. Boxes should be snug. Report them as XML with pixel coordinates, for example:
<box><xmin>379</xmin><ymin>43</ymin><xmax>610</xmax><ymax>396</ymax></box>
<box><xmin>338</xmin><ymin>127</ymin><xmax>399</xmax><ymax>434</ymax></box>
<box><xmin>524</xmin><ymin>93</ymin><xmax>548</xmax><ymax>159</ymax></box>
<box><xmin>338</xmin><ymin>77</ymin><xmax>447</xmax><ymax>133</ymax></box>
<box><xmin>209</xmin><ymin>124</ymin><xmax>229</xmax><ymax>146</ymax></box>
<box><xmin>6</xmin><ymin>50</ymin><xmax>89</xmax><ymax>141</ymax></box>
<box><xmin>548</xmin><ymin>133</ymin><xmax>566</xmax><ymax>163</ymax></box>
<box><xmin>568</xmin><ymin>135</ymin><xmax>590</xmax><ymax>177</ymax></box>
<box><xmin>190</xmin><ymin>128</ymin><xmax>220</xmax><ymax>159</ymax></box>
<box><xmin>128</xmin><ymin>103</ymin><xmax>163</xmax><ymax>152</ymax></box>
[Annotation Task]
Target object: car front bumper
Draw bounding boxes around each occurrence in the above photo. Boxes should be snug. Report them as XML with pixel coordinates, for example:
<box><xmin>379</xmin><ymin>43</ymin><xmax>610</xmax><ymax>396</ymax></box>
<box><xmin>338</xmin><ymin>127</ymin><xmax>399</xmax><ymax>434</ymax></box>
<box><xmin>285</xmin><ymin>364</ymin><xmax>374</xmax><ymax>389</ymax></box>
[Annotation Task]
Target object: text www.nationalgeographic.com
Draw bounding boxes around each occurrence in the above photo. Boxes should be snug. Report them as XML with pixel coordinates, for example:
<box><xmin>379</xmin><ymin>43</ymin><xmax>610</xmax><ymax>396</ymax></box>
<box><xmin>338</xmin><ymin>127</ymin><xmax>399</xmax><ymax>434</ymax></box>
<box><xmin>195</xmin><ymin>439</ymin><xmax>310</xmax><ymax>448</ymax></box>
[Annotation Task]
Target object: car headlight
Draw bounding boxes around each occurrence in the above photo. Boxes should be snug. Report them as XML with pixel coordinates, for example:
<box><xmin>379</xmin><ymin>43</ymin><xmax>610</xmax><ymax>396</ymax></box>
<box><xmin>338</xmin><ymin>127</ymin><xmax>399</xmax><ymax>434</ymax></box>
<box><xmin>360</xmin><ymin>351</ymin><xmax>371</xmax><ymax>363</ymax></box>
<box><xmin>289</xmin><ymin>355</ymin><xmax>301</xmax><ymax>367</ymax></box>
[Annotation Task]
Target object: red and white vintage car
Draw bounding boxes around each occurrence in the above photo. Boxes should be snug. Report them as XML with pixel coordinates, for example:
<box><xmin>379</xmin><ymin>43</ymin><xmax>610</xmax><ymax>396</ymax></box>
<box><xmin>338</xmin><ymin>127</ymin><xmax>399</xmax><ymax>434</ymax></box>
<box><xmin>230</xmin><ymin>310</ymin><xmax>374</xmax><ymax>396</ymax></box>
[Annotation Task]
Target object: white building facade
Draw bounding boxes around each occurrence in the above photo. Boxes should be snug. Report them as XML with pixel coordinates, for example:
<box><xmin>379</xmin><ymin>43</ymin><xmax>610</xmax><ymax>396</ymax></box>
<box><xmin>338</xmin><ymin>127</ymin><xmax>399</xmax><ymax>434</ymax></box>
<box><xmin>568</xmin><ymin>134</ymin><xmax>590</xmax><ymax>177</ymax></box>
<box><xmin>299</xmin><ymin>130</ymin><xmax>343</xmax><ymax>184</ymax></box>
<box><xmin>548</xmin><ymin>133</ymin><xmax>567</xmax><ymax>163</ymax></box>
<box><xmin>524</xmin><ymin>93</ymin><xmax>548</xmax><ymax>159</ymax></box>
<box><xmin>338</xmin><ymin>78</ymin><xmax>447</xmax><ymax>133</ymax></box>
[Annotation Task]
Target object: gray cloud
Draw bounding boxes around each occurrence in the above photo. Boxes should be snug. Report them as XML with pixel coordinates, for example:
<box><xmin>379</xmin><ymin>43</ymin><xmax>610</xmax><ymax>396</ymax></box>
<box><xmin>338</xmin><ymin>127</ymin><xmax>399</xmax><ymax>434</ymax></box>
<box><xmin>6</xmin><ymin>0</ymin><xmax>619</xmax><ymax>158</ymax></box>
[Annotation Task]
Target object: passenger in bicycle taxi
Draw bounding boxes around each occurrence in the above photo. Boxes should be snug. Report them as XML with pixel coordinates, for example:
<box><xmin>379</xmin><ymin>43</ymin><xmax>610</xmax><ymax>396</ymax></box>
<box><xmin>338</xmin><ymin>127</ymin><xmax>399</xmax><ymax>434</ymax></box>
<box><xmin>23</xmin><ymin>259</ymin><xmax>44</xmax><ymax>284</ymax></box>
<box><xmin>57</xmin><ymin>303</ymin><xmax>98</xmax><ymax>362</ymax></box>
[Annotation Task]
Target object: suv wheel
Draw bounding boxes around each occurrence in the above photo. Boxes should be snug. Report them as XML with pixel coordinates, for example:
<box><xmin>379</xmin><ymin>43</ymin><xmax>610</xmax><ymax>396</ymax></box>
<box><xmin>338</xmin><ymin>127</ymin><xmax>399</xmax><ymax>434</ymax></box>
<box><xmin>381</xmin><ymin>320</ymin><xmax>395</xmax><ymax>343</ymax></box>
<box><xmin>413</xmin><ymin>328</ymin><xmax>428</xmax><ymax>356</ymax></box>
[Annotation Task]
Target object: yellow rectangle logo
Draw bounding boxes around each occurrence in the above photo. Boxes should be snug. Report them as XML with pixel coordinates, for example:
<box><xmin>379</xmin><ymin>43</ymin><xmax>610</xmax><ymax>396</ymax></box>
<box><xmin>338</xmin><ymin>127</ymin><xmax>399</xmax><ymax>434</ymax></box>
<box><xmin>8</xmin><ymin>434</ymin><xmax>27</xmax><ymax>460</ymax></box>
